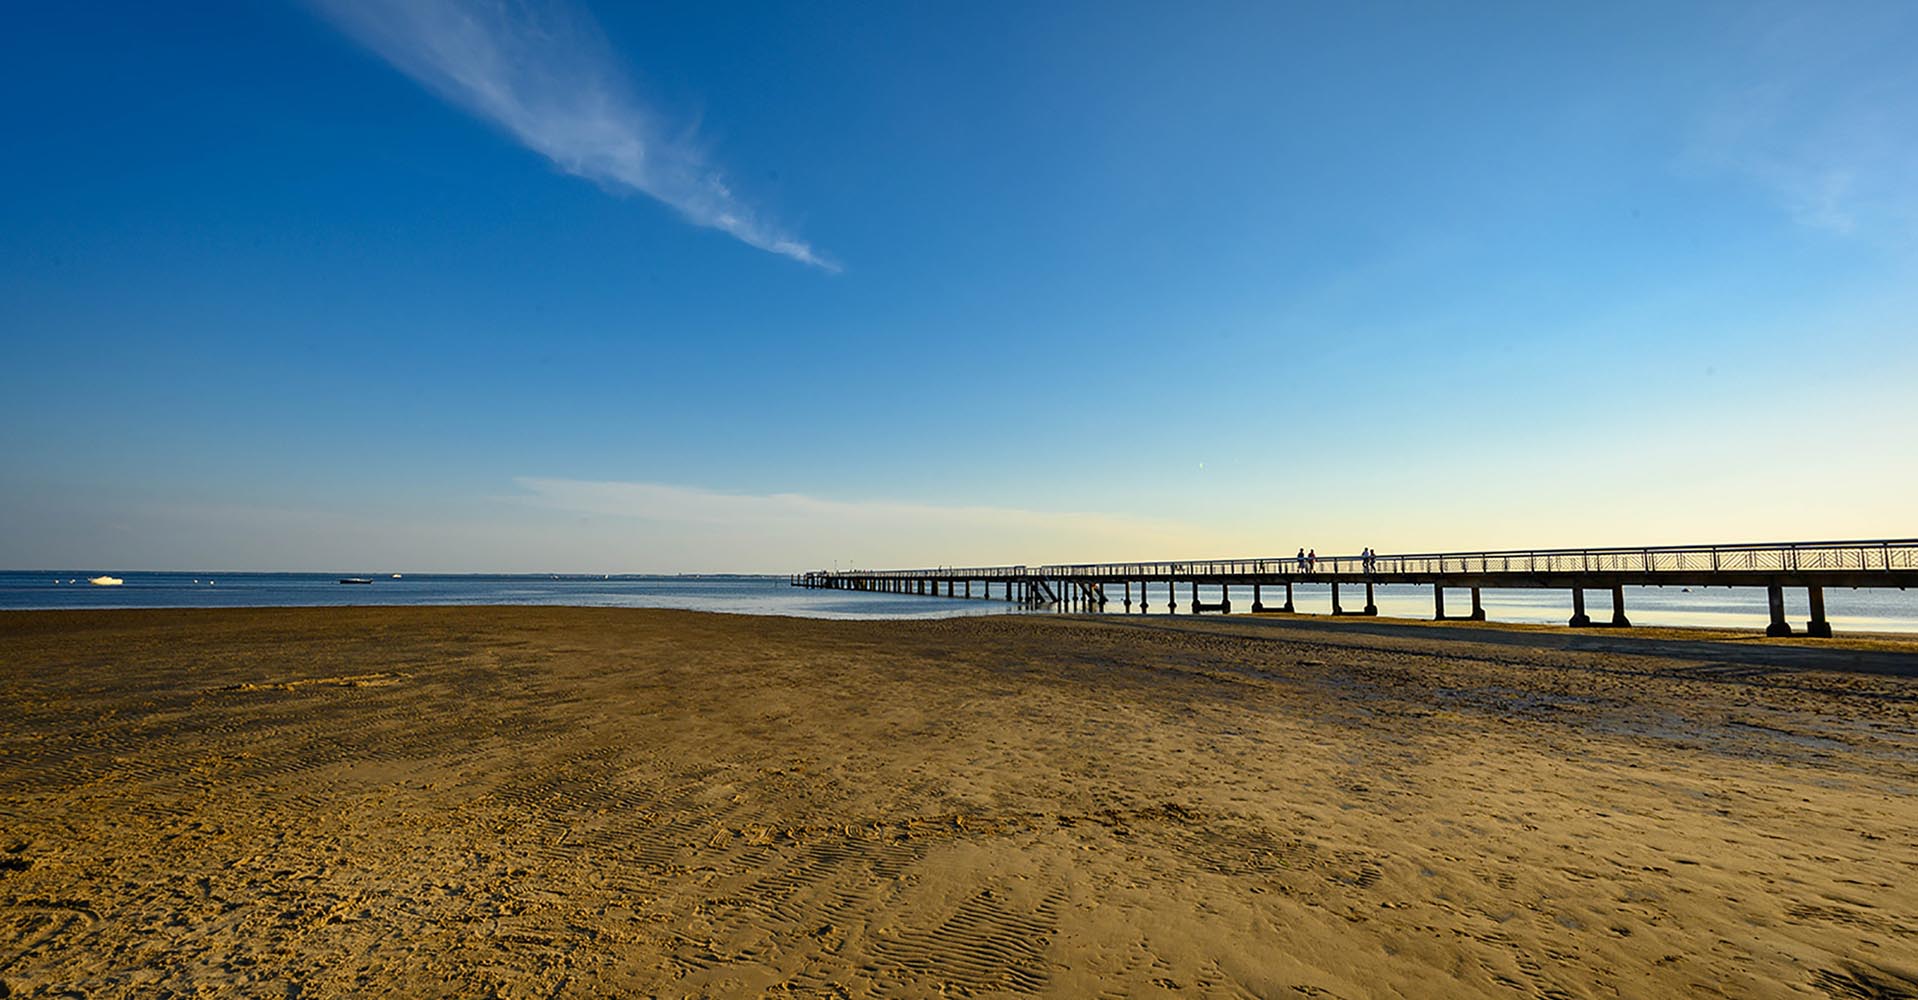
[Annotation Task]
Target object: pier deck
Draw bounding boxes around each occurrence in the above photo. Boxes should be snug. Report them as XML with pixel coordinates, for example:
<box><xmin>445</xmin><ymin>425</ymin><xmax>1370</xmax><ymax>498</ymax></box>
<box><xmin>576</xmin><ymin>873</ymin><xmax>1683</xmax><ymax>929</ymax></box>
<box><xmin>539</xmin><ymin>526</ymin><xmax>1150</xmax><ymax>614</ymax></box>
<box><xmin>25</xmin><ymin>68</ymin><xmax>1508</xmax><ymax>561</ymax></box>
<box><xmin>794</xmin><ymin>539</ymin><xmax>1918</xmax><ymax>637</ymax></box>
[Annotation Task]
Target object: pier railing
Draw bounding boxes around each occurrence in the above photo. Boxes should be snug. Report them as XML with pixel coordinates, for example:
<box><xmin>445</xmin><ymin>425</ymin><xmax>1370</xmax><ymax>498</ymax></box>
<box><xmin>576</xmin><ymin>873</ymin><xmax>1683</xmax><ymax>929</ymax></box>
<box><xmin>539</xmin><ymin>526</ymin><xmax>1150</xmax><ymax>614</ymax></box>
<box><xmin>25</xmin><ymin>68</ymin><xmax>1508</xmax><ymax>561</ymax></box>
<box><xmin>829</xmin><ymin>565</ymin><xmax>1030</xmax><ymax>580</ymax></box>
<box><xmin>817</xmin><ymin>539</ymin><xmax>1918</xmax><ymax>582</ymax></box>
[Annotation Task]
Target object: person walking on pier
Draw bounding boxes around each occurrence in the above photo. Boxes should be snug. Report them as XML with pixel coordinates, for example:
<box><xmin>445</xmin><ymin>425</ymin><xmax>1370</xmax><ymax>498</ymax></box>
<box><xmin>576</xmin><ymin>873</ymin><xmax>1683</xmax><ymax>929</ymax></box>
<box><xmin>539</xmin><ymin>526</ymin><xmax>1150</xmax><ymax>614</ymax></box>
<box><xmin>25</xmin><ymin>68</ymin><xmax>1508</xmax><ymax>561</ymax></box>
<box><xmin>1297</xmin><ymin>548</ymin><xmax>1309</xmax><ymax>574</ymax></box>
<box><xmin>1307</xmin><ymin>548</ymin><xmax>1317</xmax><ymax>574</ymax></box>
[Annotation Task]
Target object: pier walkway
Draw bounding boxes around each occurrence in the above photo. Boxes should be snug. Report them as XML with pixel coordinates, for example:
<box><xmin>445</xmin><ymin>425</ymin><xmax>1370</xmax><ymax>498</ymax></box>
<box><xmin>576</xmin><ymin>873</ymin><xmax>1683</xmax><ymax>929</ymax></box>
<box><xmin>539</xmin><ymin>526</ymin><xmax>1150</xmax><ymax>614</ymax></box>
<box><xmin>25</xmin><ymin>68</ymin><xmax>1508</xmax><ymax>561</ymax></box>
<box><xmin>793</xmin><ymin>539</ymin><xmax>1918</xmax><ymax>637</ymax></box>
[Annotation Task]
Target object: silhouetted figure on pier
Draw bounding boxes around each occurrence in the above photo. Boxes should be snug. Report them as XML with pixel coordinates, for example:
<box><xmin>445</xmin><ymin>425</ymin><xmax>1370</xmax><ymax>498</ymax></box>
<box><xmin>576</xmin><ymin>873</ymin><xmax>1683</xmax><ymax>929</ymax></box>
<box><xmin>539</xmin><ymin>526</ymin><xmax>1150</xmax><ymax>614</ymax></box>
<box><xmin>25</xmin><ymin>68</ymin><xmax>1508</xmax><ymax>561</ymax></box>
<box><xmin>1297</xmin><ymin>548</ymin><xmax>1308</xmax><ymax>574</ymax></box>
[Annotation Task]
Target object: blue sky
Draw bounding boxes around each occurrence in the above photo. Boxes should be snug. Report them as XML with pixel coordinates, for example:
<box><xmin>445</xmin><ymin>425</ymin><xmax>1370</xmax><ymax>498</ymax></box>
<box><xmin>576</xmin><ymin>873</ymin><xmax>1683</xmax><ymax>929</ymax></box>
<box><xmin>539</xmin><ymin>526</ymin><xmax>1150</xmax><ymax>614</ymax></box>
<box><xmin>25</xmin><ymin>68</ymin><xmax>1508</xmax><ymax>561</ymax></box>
<box><xmin>2</xmin><ymin>1</ymin><xmax>1915</xmax><ymax>572</ymax></box>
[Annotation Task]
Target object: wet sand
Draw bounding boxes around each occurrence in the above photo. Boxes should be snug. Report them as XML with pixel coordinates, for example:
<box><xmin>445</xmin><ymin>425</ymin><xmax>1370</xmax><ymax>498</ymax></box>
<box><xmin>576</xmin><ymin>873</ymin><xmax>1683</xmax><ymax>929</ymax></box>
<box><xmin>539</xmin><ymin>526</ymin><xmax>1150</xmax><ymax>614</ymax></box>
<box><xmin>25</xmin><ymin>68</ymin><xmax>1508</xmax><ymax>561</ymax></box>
<box><xmin>1</xmin><ymin>607</ymin><xmax>1915</xmax><ymax>998</ymax></box>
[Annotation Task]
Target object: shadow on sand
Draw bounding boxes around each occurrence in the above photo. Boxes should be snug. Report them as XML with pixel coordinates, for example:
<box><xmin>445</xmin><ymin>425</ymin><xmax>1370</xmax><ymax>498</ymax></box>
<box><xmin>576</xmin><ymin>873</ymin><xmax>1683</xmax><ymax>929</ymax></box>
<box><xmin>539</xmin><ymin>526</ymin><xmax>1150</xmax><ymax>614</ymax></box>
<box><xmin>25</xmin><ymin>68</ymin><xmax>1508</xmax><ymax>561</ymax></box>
<box><xmin>1086</xmin><ymin>612</ymin><xmax>1918</xmax><ymax>681</ymax></box>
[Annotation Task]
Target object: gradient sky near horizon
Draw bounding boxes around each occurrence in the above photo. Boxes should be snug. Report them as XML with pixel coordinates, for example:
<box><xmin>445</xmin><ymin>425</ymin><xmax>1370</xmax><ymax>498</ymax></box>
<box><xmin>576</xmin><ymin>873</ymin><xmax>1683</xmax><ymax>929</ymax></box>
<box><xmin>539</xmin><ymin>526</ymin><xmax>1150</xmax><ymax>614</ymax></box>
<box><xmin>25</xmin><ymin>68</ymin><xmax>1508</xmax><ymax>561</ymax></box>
<box><xmin>3</xmin><ymin>1</ymin><xmax>1916</xmax><ymax>572</ymax></box>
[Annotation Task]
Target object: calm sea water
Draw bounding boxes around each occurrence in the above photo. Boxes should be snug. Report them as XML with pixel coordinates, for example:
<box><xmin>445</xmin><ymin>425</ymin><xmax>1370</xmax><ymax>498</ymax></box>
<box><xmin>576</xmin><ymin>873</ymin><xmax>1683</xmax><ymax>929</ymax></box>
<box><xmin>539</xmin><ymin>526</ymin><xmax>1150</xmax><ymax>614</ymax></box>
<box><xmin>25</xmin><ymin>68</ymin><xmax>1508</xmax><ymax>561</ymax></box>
<box><xmin>0</xmin><ymin>572</ymin><xmax>1019</xmax><ymax>620</ymax></box>
<box><xmin>4</xmin><ymin>572</ymin><xmax>1916</xmax><ymax>633</ymax></box>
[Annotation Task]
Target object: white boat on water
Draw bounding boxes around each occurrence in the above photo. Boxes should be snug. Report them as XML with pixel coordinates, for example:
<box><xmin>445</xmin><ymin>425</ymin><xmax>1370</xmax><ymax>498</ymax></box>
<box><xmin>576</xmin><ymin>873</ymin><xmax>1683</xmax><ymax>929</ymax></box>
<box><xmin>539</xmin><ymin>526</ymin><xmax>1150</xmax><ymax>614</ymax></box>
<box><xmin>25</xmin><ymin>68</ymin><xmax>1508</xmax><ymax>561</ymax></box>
<box><xmin>88</xmin><ymin>576</ymin><xmax>124</xmax><ymax>586</ymax></box>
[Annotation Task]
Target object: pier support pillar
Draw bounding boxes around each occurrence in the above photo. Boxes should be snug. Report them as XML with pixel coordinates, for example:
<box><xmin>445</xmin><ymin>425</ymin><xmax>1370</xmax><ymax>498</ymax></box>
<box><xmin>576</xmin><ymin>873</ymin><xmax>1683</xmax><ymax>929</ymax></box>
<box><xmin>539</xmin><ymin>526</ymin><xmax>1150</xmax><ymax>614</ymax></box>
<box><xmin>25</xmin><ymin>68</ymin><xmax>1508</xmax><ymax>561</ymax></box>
<box><xmin>1124</xmin><ymin>580</ymin><xmax>1132</xmax><ymax>610</ymax></box>
<box><xmin>1283</xmin><ymin>581</ymin><xmax>1295</xmax><ymax>613</ymax></box>
<box><xmin>1471</xmin><ymin>587</ymin><xmax>1486</xmax><ymax>621</ymax></box>
<box><xmin>1364</xmin><ymin>581</ymin><xmax>1377</xmax><ymax>616</ymax></box>
<box><xmin>1167</xmin><ymin>579</ymin><xmax>1177</xmax><ymax>613</ymax></box>
<box><xmin>1333</xmin><ymin>581</ymin><xmax>1344</xmax><ymax>615</ymax></box>
<box><xmin>1806</xmin><ymin>586</ymin><xmax>1832</xmax><ymax>637</ymax></box>
<box><xmin>1433</xmin><ymin>585</ymin><xmax>1446</xmax><ymax>621</ymax></box>
<box><xmin>1252</xmin><ymin>582</ymin><xmax>1263</xmax><ymax>612</ymax></box>
<box><xmin>1569</xmin><ymin>588</ymin><xmax>1592</xmax><ymax>628</ymax></box>
<box><xmin>1766</xmin><ymin>585</ymin><xmax>1793</xmax><ymax>637</ymax></box>
<box><xmin>1220</xmin><ymin>583</ymin><xmax>1231</xmax><ymax>614</ymax></box>
<box><xmin>1609</xmin><ymin>584</ymin><xmax>1630</xmax><ymax>628</ymax></box>
<box><xmin>1190</xmin><ymin>580</ymin><xmax>1199</xmax><ymax>613</ymax></box>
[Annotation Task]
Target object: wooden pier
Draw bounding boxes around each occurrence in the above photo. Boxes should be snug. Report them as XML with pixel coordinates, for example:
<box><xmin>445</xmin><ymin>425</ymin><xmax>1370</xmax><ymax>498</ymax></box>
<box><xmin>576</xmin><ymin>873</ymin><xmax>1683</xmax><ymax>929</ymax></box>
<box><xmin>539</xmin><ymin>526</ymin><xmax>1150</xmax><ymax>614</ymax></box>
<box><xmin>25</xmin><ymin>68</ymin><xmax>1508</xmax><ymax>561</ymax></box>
<box><xmin>793</xmin><ymin>539</ymin><xmax>1918</xmax><ymax>638</ymax></box>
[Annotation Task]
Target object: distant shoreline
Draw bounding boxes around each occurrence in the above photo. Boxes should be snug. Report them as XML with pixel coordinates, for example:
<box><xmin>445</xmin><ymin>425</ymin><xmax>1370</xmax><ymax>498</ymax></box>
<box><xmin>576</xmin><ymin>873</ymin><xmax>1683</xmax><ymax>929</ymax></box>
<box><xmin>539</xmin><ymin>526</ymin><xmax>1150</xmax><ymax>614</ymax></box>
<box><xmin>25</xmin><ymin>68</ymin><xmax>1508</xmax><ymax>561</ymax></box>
<box><xmin>6</xmin><ymin>604</ymin><xmax>1917</xmax><ymax>668</ymax></box>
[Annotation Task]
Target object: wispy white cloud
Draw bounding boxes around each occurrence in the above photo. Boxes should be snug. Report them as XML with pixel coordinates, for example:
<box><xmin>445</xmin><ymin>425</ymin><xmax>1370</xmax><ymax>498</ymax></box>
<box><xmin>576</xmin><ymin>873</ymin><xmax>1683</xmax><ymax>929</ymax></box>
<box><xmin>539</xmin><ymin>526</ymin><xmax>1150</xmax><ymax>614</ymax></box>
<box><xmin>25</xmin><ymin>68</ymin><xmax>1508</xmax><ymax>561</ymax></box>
<box><xmin>1684</xmin><ymin>3</ymin><xmax>1918</xmax><ymax>240</ymax></box>
<box><xmin>510</xmin><ymin>477</ymin><xmax>1234</xmax><ymax>569</ymax></box>
<box><xmin>311</xmin><ymin>0</ymin><xmax>837</xmax><ymax>269</ymax></box>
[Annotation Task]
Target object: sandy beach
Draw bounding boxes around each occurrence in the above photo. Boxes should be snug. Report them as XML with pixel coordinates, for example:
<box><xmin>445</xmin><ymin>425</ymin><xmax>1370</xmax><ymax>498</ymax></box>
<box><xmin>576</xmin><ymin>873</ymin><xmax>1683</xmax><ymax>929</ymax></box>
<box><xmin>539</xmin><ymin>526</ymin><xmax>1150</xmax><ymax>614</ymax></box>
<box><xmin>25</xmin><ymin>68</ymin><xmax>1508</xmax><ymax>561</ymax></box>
<box><xmin>1</xmin><ymin>607</ymin><xmax>1914</xmax><ymax>998</ymax></box>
